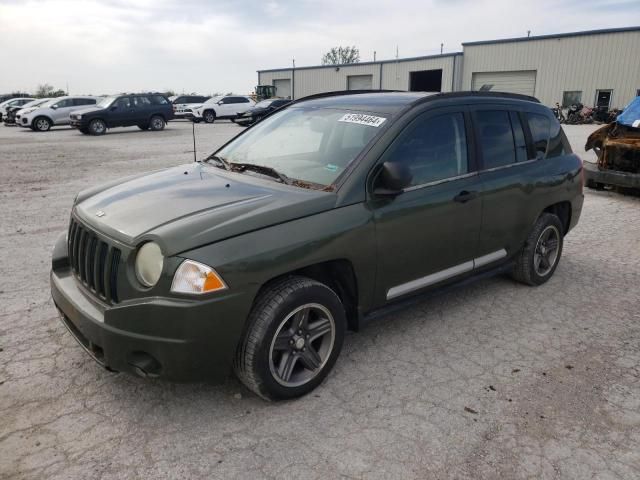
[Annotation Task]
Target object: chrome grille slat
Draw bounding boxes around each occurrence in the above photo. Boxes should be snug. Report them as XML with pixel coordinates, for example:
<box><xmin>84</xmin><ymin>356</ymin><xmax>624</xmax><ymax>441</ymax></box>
<box><xmin>67</xmin><ymin>218</ymin><xmax>121</xmax><ymax>304</ymax></box>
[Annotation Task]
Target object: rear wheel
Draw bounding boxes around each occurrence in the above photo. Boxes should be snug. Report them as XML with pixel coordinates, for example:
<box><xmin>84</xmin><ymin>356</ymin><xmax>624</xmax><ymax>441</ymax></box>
<box><xmin>203</xmin><ymin>110</ymin><xmax>216</xmax><ymax>124</ymax></box>
<box><xmin>89</xmin><ymin>119</ymin><xmax>106</xmax><ymax>135</ymax></box>
<box><xmin>235</xmin><ymin>276</ymin><xmax>346</xmax><ymax>401</ymax></box>
<box><xmin>511</xmin><ymin>213</ymin><xmax>564</xmax><ymax>286</ymax></box>
<box><xmin>33</xmin><ymin>116</ymin><xmax>52</xmax><ymax>132</ymax></box>
<box><xmin>149</xmin><ymin>115</ymin><xmax>165</xmax><ymax>131</ymax></box>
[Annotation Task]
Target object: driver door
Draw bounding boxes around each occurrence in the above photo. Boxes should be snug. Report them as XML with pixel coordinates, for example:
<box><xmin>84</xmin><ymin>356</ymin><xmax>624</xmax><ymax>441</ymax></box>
<box><xmin>370</xmin><ymin>108</ymin><xmax>482</xmax><ymax>305</ymax></box>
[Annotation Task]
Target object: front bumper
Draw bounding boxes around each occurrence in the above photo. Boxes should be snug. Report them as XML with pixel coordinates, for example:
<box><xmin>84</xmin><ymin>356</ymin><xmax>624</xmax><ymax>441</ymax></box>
<box><xmin>69</xmin><ymin>119</ymin><xmax>87</xmax><ymax>128</ymax></box>
<box><xmin>50</xmin><ymin>232</ymin><xmax>254</xmax><ymax>382</ymax></box>
<box><xmin>584</xmin><ymin>161</ymin><xmax>640</xmax><ymax>189</ymax></box>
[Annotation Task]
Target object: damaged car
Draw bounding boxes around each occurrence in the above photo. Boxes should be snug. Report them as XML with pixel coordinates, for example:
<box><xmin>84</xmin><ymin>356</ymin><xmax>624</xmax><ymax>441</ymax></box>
<box><xmin>585</xmin><ymin>96</ymin><xmax>640</xmax><ymax>190</ymax></box>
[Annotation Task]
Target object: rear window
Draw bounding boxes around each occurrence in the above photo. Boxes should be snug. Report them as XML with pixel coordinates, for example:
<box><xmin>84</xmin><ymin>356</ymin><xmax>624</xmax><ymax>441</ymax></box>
<box><xmin>547</xmin><ymin>118</ymin><xmax>571</xmax><ymax>157</ymax></box>
<box><xmin>526</xmin><ymin>113</ymin><xmax>550</xmax><ymax>160</ymax></box>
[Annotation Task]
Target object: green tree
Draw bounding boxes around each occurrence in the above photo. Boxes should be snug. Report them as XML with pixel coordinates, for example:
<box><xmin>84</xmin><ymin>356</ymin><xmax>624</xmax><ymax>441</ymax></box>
<box><xmin>321</xmin><ymin>46</ymin><xmax>360</xmax><ymax>65</ymax></box>
<box><xmin>34</xmin><ymin>83</ymin><xmax>66</xmax><ymax>98</ymax></box>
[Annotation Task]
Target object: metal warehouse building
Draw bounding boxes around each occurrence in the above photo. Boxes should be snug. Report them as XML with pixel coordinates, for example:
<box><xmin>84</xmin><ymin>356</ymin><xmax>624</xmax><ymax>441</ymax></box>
<box><xmin>258</xmin><ymin>26</ymin><xmax>640</xmax><ymax>109</ymax></box>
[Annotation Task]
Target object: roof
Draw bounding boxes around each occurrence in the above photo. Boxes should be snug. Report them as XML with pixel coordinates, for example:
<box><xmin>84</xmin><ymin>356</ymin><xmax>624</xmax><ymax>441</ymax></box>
<box><xmin>463</xmin><ymin>26</ymin><xmax>640</xmax><ymax>46</ymax></box>
<box><xmin>257</xmin><ymin>52</ymin><xmax>462</xmax><ymax>74</ymax></box>
<box><xmin>292</xmin><ymin>90</ymin><xmax>540</xmax><ymax>114</ymax></box>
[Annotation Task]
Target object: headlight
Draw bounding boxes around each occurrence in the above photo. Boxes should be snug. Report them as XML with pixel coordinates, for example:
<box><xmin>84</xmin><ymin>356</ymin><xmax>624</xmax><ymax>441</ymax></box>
<box><xmin>171</xmin><ymin>259</ymin><xmax>227</xmax><ymax>294</ymax></box>
<box><xmin>135</xmin><ymin>242</ymin><xmax>164</xmax><ymax>287</ymax></box>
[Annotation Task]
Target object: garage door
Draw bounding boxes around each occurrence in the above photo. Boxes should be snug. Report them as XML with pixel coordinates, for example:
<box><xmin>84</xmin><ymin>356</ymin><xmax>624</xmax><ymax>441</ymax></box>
<box><xmin>347</xmin><ymin>75</ymin><xmax>373</xmax><ymax>90</ymax></box>
<box><xmin>273</xmin><ymin>79</ymin><xmax>291</xmax><ymax>99</ymax></box>
<box><xmin>471</xmin><ymin>70</ymin><xmax>536</xmax><ymax>96</ymax></box>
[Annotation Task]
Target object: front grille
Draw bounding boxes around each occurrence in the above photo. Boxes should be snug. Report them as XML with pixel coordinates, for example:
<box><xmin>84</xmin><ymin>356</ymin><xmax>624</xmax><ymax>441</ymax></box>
<box><xmin>68</xmin><ymin>218</ymin><xmax>121</xmax><ymax>303</ymax></box>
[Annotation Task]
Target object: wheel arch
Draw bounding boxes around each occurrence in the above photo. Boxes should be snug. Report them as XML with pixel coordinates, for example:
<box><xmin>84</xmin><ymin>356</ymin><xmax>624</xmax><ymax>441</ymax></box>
<box><xmin>542</xmin><ymin>201</ymin><xmax>571</xmax><ymax>235</ymax></box>
<box><xmin>254</xmin><ymin>259</ymin><xmax>360</xmax><ymax>332</ymax></box>
<box><xmin>31</xmin><ymin>115</ymin><xmax>53</xmax><ymax>127</ymax></box>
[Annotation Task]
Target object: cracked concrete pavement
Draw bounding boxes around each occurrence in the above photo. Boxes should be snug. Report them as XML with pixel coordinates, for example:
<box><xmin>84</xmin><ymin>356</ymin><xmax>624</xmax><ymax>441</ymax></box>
<box><xmin>1</xmin><ymin>121</ymin><xmax>639</xmax><ymax>479</ymax></box>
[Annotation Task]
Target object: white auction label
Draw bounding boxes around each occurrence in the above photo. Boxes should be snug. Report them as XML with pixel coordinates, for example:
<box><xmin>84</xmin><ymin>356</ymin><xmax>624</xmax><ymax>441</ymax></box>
<box><xmin>338</xmin><ymin>113</ymin><xmax>387</xmax><ymax>127</ymax></box>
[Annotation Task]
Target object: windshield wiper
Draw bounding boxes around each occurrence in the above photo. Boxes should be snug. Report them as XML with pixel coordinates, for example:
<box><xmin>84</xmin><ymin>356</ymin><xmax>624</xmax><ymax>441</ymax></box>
<box><xmin>230</xmin><ymin>162</ymin><xmax>291</xmax><ymax>185</ymax></box>
<box><xmin>204</xmin><ymin>154</ymin><xmax>230</xmax><ymax>170</ymax></box>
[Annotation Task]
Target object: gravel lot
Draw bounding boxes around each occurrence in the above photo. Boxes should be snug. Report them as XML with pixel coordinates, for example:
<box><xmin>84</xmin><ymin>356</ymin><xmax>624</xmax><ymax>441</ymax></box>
<box><xmin>1</xmin><ymin>121</ymin><xmax>639</xmax><ymax>479</ymax></box>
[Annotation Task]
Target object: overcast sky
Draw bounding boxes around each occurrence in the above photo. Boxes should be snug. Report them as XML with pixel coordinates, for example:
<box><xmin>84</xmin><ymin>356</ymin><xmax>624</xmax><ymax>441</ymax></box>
<box><xmin>0</xmin><ymin>0</ymin><xmax>638</xmax><ymax>96</ymax></box>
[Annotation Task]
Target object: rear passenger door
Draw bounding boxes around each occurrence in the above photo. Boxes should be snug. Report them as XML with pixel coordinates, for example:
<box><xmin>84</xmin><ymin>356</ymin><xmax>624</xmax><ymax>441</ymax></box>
<box><xmin>132</xmin><ymin>96</ymin><xmax>153</xmax><ymax>125</ymax></box>
<box><xmin>472</xmin><ymin>106</ymin><xmax>547</xmax><ymax>263</ymax></box>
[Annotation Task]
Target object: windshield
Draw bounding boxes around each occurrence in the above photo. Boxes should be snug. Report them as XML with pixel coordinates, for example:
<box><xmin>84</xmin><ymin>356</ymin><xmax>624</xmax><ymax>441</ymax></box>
<box><xmin>97</xmin><ymin>96</ymin><xmax>117</xmax><ymax>108</ymax></box>
<box><xmin>215</xmin><ymin>107</ymin><xmax>386</xmax><ymax>186</ymax></box>
<box><xmin>22</xmin><ymin>98</ymin><xmax>48</xmax><ymax>108</ymax></box>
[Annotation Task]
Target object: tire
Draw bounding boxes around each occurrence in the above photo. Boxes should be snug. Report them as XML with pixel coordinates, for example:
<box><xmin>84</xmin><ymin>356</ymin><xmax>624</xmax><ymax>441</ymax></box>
<box><xmin>137</xmin><ymin>124</ymin><xmax>149</xmax><ymax>130</ymax></box>
<box><xmin>89</xmin><ymin>119</ymin><xmax>107</xmax><ymax>135</ymax></box>
<box><xmin>511</xmin><ymin>213</ymin><xmax>564</xmax><ymax>286</ymax></box>
<box><xmin>33</xmin><ymin>116</ymin><xmax>52</xmax><ymax>132</ymax></box>
<box><xmin>234</xmin><ymin>276</ymin><xmax>346</xmax><ymax>401</ymax></box>
<box><xmin>203</xmin><ymin>110</ymin><xmax>216</xmax><ymax>124</ymax></box>
<box><xmin>149</xmin><ymin>115</ymin><xmax>165</xmax><ymax>131</ymax></box>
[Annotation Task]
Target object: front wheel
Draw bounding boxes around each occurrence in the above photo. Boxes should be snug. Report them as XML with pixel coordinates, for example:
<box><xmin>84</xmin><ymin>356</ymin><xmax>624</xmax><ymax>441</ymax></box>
<box><xmin>511</xmin><ymin>213</ymin><xmax>564</xmax><ymax>286</ymax></box>
<box><xmin>33</xmin><ymin>116</ymin><xmax>52</xmax><ymax>132</ymax></box>
<box><xmin>89</xmin><ymin>119</ymin><xmax>107</xmax><ymax>135</ymax></box>
<box><xmin>203</xmin><ymin>110</ymin><xmax>216</xmax><ymax>123</ymax></box>
<box><xmin>235</xmin><ymin>276</ymin><xmax>346</xmax><ymax>401</ymax></box>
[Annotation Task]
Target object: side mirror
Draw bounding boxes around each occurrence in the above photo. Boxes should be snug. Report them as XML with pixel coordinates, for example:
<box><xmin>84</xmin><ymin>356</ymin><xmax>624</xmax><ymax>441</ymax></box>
<box><xmin>373</xmin><ymin>161</ymin><xmax>412</xmax><ymax>196</ymax></box>
<box><xmin>51</xmin><ymin>105</ymin><xmax>58</xmax><ymax>110</ymax></box>
<box><xmin>217</xmin><ymin>101</ymin><xmax>223</xmax><ymax>105</ymax></box>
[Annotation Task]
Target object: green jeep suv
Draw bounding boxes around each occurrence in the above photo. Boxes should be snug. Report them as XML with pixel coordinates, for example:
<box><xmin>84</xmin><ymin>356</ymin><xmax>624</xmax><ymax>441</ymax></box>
<box><xmin>51</xmin><ymin>91</ymin><xmax>584</xmax><ymax>400</ymax></box>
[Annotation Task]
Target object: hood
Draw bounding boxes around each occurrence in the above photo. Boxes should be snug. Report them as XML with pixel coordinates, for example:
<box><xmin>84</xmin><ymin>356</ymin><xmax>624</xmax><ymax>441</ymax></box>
<box><xmin>72</xmin><ymin>106</ymin><xmax>105</xmax><ymax>116</ymax></box>
<box><xmin>74</xmin><ymin>163</ymin><xmax>336</xmax><ymax>256</ymax></box>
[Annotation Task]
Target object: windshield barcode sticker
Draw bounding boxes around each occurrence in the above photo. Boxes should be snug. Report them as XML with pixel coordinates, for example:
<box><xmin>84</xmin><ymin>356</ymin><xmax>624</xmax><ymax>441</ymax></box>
<box><xmin>338</xmin><ymin>113</ymin><xmax>386</xmax><ymax>127</ymax></box>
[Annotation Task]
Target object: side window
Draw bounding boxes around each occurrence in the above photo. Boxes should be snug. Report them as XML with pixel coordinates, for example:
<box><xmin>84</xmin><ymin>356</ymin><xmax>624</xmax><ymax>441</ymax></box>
<box><xmin>134</xmin><ymin>96</ymin><xmax>152</xmax><ymax>107</ymax></box>
<box><xmin>547</xmin><ymin>118</ymin><xmax>571</xmax><ymax>157</ymax></box>
<box><xmin>221</xmin><ymin>97</ymin><xmax>233</xmax><ymax>104</ymax></box>
<box><xmin>73</xmin><ymin>98</ymin><xmax>92</xmax><ymax>106</ymax></box>
<box><xmin>238</xmin><ymin>97</ymin><xmax>250</xmax><ymax>103</ymax></box>
<box><xmin>526</xmin><ymin>113</ymin><xmax>550</xmax><ymax>160</ymax></box>
<box><xmin>174</xmin><ymin>96</ymin><xmax>188</xmax><ymax>104</ymax></box>
<box><xmin>53</xmin><ymin>99</ymin><xmax>73</xmax><ymax>108</ymax></box>
<box><xmin>476</xmin><ymin>110</ymin><xmax>517</xmax><ymax>169</ymax></box>
<box><xmin>387</xmin><ymin>112</ymin><xmax>468</xmax><ymax>186</ymax></box>
<box><xmin>149</xmin><ymin>95</ymin><xmax>168</xmax><ymax>105</ymax></box>
<box><xmin>115</xmin><ymin>97</ymin><xmax>131</xmax><ymax>109</ymax></box>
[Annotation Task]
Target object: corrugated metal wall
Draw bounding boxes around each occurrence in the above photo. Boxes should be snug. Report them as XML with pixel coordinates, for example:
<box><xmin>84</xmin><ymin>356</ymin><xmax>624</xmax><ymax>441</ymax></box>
<box><xmin>462</xmin><ymin>30</ymin><xmax>640</xmax><ymax>107</ymax></box>
<box><xmin>258</xmin><ymin>54</ymin><xmax>459</xmax><ymax>99</ymax></box>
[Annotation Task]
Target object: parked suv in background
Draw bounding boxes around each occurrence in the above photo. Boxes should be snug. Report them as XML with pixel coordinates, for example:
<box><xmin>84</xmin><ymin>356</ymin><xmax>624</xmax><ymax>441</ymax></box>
<box><xmin>51</xmin><ymin>91</ymin><xmax>583</xmax><ymax>400</ymax></box>
<box><xmin>70</xmin><ymin>93</ymin><xmax>173</xmax><ymax>135</ymax></box>
<box><xmin>189</xmin><ymin>95</ymin><xmax>255</xmax><ymax>123</ymax></box>
<box><xmin>0</xmin><ymin>97</ymin><xmax>34</xmax><ymax>122</ymax></box>
<box><xmin>17</xmin><ymin>96</ymin><xmax>97</xmax><ymax>131</ymax></box>
<box><xmin>170</xmin><ymin>95</ymin><xmax>210</xmax><ymax>118</ymax></box>
<box><xmin>3</xmin><ymin>98</ymin><xmax>50</xmax><ymax>126</ymax></box>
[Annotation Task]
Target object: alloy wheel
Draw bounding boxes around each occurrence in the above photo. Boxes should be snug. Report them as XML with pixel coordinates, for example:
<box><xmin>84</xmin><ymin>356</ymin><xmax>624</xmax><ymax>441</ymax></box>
<box><xmin>534</xmin><ymin>225</ymin><xmax>560</xmax><ymax>276</ymax></box>
<box><xmin>268</xmin><ymin>303</ymin><xmax>336</xmax><ymax>387</ymax></box>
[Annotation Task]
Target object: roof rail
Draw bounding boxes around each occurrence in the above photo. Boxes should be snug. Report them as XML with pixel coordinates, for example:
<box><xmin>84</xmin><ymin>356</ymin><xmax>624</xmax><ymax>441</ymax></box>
<box><xmin>415</xmin><ymin>90</ymin><xmax>540</xmax><ymax>104</ymax></box>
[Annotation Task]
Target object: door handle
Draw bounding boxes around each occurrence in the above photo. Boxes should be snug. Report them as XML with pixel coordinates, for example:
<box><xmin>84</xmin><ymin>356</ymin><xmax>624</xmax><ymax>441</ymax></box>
<box><xmin>453</xmin><ymin>190</ymin><xmax>478</xmax><ymax>203</ymax></box>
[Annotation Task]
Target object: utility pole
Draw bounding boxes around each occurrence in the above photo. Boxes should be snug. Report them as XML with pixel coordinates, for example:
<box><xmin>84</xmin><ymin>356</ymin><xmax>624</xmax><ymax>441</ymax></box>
<box><xmin>527</xmin><ymin>30</ymin><xmax>531</xmax><ymax>37</ymax></box>
<box><xmin>440</xmin><ymin>43</ymin><xmax>443</xmax><ymax>54</ymax></box>
<box><xmin>374</xmin><ymin>51</ymin><xmax>376</xmax><ymax>62</ymax></box>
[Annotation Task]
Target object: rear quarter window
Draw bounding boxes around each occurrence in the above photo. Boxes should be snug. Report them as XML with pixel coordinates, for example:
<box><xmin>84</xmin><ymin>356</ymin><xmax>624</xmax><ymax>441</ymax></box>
<box><xmin>526</xmin><ymin>113</ymin><xmax>550</xmax><ymax>160</ymax></box>
<box><xmin>547</xmin><ymin>118</ymin><xmax>572</xmax><ymax>157</ymax></box>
